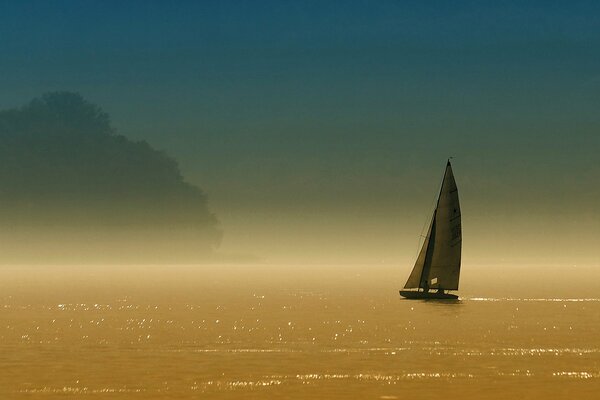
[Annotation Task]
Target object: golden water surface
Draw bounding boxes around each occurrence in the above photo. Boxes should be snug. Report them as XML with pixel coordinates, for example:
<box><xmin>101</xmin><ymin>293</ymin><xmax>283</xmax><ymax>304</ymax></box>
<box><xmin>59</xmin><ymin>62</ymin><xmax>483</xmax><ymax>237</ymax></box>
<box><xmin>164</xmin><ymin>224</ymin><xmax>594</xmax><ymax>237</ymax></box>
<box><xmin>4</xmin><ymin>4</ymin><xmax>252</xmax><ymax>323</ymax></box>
<box><xmin>1</xmin><ymin>264</ymin><xmax>599</xmax><ymax>399</ymax></box>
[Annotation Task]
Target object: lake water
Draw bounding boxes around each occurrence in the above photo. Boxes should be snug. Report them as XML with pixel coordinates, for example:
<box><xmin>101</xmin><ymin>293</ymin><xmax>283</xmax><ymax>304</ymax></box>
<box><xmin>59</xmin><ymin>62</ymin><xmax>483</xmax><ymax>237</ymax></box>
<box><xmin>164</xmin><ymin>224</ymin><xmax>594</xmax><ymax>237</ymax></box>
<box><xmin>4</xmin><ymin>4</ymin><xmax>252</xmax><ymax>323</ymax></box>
<box><xmin>1</xmin><ymin>264</ymin><xmax>599</xmax><ymax>399</ymax></box>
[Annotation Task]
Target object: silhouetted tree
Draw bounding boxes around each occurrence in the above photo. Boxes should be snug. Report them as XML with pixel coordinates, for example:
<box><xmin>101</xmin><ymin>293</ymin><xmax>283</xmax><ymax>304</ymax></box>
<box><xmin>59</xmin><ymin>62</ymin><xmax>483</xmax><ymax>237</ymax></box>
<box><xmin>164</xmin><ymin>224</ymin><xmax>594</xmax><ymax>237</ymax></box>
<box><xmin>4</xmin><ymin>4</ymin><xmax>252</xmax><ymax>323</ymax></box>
<box><xmin>0</xmin><ymin>92</ymin><xmax>221</xmax><ymax>262</ymax></box>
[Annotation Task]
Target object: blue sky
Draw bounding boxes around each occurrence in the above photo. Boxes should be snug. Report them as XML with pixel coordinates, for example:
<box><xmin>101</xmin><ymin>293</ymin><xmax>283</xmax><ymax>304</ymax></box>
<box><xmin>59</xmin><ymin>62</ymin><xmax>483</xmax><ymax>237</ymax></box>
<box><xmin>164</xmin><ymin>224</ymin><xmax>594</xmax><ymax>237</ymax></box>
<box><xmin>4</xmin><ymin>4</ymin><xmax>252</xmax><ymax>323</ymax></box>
<box><xmin>1</xmin><ymin>1</ymin><xmax>599</xmax><ymax>261</ymax></box>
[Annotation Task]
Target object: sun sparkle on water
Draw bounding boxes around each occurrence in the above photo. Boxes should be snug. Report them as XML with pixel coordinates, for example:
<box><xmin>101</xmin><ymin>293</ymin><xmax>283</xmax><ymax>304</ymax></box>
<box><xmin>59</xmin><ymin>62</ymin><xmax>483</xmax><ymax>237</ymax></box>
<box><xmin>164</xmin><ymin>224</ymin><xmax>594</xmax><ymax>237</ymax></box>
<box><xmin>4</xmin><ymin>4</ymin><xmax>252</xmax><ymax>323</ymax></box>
<box><xmin>2</xmin><ymin>264</ymin><xmax>600</xmax><ymax>399</ymax></box>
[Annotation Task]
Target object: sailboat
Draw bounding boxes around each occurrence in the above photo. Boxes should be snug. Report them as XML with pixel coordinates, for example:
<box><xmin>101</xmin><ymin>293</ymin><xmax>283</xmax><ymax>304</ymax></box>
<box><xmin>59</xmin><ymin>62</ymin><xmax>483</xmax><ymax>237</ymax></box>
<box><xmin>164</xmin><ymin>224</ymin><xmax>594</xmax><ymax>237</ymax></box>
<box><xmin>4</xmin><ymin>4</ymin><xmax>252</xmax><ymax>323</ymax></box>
<box><xmin>400</xmin><ymin>159</ymin><xmax>462</xmax><ymax>300</ymax></box>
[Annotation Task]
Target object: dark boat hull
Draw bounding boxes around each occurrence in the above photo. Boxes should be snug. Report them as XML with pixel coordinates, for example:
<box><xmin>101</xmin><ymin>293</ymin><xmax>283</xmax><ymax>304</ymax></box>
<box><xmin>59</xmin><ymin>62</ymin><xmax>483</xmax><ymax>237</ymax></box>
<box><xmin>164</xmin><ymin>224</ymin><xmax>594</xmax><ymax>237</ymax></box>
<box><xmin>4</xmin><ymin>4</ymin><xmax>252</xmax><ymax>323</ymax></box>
<box><xmin>399</xmin><ymin>290</ymin><xmax>459</xmax><ymax>300</ymax></box>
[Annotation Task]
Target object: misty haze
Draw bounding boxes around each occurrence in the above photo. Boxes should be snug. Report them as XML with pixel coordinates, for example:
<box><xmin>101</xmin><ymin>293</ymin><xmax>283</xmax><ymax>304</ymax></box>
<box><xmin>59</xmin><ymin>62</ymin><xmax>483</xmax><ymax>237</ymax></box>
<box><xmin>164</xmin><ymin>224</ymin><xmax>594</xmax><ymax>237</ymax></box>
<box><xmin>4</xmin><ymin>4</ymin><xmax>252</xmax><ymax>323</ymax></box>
<box><xmin>0</xmin><ymin>2</ymin><xmax>599</xmax><ymax>399</ymax></box>
<box><xmin>0</xmin><ymin>92</ymin><xmax>220</xmax><ymax>263</ymax></box>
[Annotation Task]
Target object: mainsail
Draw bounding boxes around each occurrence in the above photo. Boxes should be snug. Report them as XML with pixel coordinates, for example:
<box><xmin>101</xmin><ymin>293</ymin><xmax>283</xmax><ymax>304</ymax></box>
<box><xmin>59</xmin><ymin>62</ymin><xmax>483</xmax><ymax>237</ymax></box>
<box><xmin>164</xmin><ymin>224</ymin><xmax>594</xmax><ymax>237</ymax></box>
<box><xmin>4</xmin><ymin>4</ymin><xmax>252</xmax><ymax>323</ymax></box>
<box><xmin>404</xmin><ymin>160</ymin><xmax>461</xmax><ymax>290</ymax></box>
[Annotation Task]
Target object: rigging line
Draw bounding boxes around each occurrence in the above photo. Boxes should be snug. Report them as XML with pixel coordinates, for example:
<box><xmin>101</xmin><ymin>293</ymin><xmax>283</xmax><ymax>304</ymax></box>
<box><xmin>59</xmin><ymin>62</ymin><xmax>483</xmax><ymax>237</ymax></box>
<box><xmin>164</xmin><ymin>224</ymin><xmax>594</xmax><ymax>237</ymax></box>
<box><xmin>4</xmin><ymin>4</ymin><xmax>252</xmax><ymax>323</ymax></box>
<box><xmin>415</xmin><ymin>162</ymin><xmax>447</xmax><ymax>258</ymax></box>
<box><xmin>415</xmin><ymin>182</ymin><xmax>437</xmax><ymax>258</ymax></box>
<box><xmin>415</xmin><ymin>206</ymin><xmax>436</xmax><ymax>259</ymax></box>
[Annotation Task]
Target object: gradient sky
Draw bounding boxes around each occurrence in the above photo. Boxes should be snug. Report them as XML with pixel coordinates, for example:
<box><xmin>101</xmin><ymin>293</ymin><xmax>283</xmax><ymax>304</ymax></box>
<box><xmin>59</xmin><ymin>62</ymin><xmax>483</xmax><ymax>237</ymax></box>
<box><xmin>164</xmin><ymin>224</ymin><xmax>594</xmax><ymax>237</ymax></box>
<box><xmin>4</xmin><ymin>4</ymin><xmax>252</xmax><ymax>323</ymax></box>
<box><xmin>1</xmin><ymin>1</ymin><xmax>598</xmax><ymax>264</ymax></box>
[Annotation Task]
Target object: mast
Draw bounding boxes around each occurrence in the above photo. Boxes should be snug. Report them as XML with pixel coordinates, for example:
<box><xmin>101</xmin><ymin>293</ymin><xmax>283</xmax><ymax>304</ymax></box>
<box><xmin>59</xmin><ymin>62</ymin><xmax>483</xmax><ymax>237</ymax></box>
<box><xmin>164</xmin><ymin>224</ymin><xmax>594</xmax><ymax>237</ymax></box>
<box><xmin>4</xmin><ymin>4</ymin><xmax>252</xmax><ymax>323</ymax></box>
<box><xmin>426</xmin><ymin>160</ymin><xmax>462</xmax><ymax>290</ymax></box>
<box><xmin>404</xmin><ymin>159</ymin><xmax>462</xmax><ymax>291</ymax></box>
